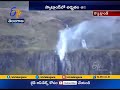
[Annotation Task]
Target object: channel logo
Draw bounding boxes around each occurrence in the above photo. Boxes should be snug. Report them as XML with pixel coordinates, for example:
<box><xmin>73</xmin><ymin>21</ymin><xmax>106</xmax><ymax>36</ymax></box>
<box><xmin>35</xmin><ymin>75</ymin><xmax>39</xmax><ymax>79</ymax></box>
<box><xmin>93</xmin><ymin>75</ymin><xmax>96</xmax><ymax>79</ymax></box>
<box><xmin>7</xmin><ymin>7</ymin><xmax>25</xmax><ymax>23</ymax></box>
<box><xmin>7</xmin><ymin>75</ymin><xmax>10</xmax><ymax>79</ymax></box>
<box><xmin>62</xmin><ymin>75</ymin><xmax>66</xmax><ymax>79</ymax></box>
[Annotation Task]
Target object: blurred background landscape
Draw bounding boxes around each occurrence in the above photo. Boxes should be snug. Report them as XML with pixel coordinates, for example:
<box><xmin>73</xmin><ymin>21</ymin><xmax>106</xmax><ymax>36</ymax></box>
<box><xmin>0</xmin><ymin>1</ymin><xmax>120</xmax><ymax>75</ymax></box>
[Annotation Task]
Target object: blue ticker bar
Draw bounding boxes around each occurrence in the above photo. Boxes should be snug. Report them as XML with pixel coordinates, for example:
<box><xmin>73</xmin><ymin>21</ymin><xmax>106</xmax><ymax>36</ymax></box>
<box><xmin>0</xmin><ymin>79</ymin><xmax>120</xmax><ymax>89</ymax></box>
<box><xmin>29</xmin><ymin>1</ymin><xmax>120</xmax><ymax>10</ymax></box>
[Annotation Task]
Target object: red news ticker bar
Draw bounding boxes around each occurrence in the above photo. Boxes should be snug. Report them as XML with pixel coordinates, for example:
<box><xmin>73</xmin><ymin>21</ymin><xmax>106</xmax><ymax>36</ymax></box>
<box><xmin>93</xmin><ymin>11</ymin><xmax>120</xmax><ymax>16</ymax></box>
<box><xmin>108</xmin><ymin>11</ymin><xmax>120</xmax><ymax>16</ymax></box>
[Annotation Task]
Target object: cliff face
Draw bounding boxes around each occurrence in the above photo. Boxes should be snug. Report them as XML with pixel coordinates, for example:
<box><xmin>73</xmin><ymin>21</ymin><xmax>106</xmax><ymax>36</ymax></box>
<box><xmin>1</xmin><ymin>49</ymin><xmax>120</xmax><ymax>75</ymax></box>
<box><xmin>63</xmin><ymin>49</ymin><xmax>120</xmax><ymax>75</ymax></box>
<box><xmin>0</xmin><ymin>50</ymin><xmax>59</xmax><ymax>74</ymax></box>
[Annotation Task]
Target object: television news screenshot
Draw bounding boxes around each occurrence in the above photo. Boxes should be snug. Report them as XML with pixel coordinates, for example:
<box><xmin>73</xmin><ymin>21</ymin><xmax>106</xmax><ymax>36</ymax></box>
<box><xmin>0</xmin><ymin>1</ymin><xmax>120</xmax><ymax>89</ymax></box>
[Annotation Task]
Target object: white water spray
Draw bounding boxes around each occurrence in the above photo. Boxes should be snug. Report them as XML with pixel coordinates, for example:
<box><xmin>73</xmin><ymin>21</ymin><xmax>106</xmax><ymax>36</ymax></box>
<box><xmin>56</xmin><ymin>17</ymin><xmax>120</xmax><ymax>61</ymax></box>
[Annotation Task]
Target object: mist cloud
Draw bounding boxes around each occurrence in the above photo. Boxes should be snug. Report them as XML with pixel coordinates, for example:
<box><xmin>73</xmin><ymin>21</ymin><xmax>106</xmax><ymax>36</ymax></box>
<box><xmin>56</xmin><ymin>17</ymin><xmax>120</xmax><ymax>61</ymax></box>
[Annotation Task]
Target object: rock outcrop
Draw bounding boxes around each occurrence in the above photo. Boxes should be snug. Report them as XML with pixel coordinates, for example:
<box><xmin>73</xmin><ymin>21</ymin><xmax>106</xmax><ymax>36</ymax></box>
<box><xmin>0</xmin><ymin>49</ymin><xmax>120</xmax><ymax>75</ymax></box>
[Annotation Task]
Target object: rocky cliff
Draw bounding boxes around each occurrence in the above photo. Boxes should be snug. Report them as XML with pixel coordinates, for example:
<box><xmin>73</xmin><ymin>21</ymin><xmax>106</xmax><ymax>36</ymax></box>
<box><xmin>0</xmin><ymin>49</ymin><xmax>120</xmax><ymax>75</ymax></box>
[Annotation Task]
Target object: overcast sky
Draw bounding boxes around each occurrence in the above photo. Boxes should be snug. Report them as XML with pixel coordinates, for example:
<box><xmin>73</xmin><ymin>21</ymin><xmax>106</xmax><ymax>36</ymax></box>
<box><xmin>0</xmin><ymin>1</ymin><xmax>29</xmax><ymax>8</ymax></box>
